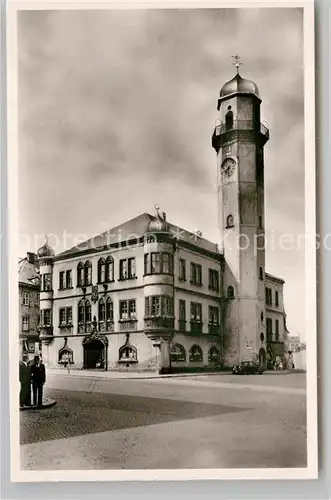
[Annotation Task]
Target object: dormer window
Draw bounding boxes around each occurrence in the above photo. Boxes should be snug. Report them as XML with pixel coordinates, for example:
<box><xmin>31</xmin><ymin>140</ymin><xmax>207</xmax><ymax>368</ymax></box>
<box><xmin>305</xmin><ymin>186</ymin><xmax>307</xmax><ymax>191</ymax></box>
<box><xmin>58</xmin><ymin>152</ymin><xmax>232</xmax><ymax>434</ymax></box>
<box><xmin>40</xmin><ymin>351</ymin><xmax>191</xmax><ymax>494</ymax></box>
<box><xmin>226</xmin><ymin>215</ymin><xmax>234</xmax><ymax>228</ymax></box>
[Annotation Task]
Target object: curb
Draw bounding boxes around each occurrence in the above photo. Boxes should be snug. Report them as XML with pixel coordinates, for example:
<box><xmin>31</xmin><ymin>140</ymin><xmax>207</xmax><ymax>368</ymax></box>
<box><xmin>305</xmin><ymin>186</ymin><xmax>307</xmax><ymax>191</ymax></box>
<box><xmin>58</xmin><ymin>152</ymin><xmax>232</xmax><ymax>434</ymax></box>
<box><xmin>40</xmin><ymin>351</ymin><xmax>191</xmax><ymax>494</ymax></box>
<box><xmin>20</xmin><ymin>398</ymin><xmax>57</xmax><ymax>411</ymax></box>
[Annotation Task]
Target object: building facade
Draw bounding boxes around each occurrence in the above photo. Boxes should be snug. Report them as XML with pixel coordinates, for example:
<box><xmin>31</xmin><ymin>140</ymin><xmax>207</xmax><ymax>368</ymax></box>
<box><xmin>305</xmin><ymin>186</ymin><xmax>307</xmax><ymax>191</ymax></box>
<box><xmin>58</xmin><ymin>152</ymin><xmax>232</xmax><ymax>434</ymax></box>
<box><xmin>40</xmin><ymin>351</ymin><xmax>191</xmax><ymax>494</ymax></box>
<box><xmin>37</xmin><ymin>69</ymin><xmax>289</xmax><ymax>373</ymax></box>
<box><xmin>18</xmin><ymin>252</ymin><xmax>40</xmax><ymax>360</ymax></box>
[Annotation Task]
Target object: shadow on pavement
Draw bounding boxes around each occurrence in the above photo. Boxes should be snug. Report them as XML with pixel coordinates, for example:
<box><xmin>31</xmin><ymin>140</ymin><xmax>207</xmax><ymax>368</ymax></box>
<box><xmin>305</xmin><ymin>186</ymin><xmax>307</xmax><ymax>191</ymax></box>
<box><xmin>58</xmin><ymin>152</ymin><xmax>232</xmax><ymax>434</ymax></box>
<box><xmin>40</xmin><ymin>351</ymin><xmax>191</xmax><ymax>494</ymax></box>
<box><xmin>20</xmin><ymin>388</ymin><xmax>248</xmax><ymax>445</ymax></box>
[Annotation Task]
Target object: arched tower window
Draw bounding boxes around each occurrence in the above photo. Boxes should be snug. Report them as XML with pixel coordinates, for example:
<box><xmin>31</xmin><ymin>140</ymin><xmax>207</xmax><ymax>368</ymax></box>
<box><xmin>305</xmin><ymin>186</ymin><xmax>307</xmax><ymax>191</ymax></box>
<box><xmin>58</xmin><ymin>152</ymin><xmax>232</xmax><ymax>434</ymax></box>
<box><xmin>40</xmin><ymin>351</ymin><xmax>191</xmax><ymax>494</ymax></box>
<box><xmin>226</xmin><ymin>214</ymin><xmax>234</xmax><ymax>228</ymax></box>
<box><xmin>98</xmin><ymin>258</ymin><xmax>105</xmax><ymax>283</ymax></box>
<box><xmin>105</xmin><ymin>256</ymin><xmax>114</xmax><ymax>282</ymax></box>
<box><xmin>227</xmin><ymin>286</ymin><xmax>235</xmax><ymax>299</ymax></box>
<box><xmin>225</xmin><ymin>105</ymin><xmax>234</xmax><ymax>131</ymax></box>
<box><xmin>171</xmin><ymin>344</ymin><xmax>186</xmax><ymax>363</ymax></box>
<box><xmin>259</xmin><ymin>266</ymin><xmax>263</xmax><ymax>280</ymax></box>
<box><xmin>189</xmin><ymin>345</ymin><xmax>203</xmax><ymax>363</ymax></box>
<box><xmin>84</xmin><ymin>261</ymin><xmax>92</xmax><ymax>286</ymax></box>
<box><xmin>77</xmin><ymin>262</ymin><xmax>84</xmax><ymax>287</ymax></box>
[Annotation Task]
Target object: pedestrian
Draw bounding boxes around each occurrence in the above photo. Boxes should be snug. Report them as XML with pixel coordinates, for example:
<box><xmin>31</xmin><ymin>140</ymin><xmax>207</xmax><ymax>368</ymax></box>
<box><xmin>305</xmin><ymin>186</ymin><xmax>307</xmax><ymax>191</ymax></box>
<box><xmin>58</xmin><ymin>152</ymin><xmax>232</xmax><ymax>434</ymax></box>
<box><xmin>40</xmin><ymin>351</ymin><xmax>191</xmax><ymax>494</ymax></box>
<box><xmin>19</xmin><ymin>354</ymin><xmax>31</xmax><ymax>407</ymax></box>
<box><xmin>62</xmin><ymin>352</ymin><xmax>70</xmax><ymax>373</ymax></box>
<box><xmin>30</xmin><ymin>355</ymin><xmax>46</xmax><ymax>408</ymax></box>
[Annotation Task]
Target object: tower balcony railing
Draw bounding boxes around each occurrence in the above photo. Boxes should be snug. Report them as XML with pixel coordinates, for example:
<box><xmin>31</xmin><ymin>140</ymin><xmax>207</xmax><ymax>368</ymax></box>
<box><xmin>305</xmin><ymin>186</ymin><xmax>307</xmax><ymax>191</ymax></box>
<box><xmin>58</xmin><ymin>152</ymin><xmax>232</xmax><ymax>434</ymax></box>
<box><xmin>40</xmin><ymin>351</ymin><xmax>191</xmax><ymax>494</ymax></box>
<box><xmin>213</xmin><ymin>120</ymin><xmax>269</xmax><ymax>140</ymax></box>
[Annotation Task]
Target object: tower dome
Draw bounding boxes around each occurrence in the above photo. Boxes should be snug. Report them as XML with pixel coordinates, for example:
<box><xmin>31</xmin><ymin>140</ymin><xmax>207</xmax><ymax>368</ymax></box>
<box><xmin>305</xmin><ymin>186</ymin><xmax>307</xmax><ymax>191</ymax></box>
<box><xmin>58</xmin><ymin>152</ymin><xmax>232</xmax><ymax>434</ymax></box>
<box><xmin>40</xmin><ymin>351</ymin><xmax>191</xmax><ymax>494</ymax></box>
<box><xmin>220</xmin><ymin>73</ymin><xmax>260</xmax><ymax>99</ymax></box>
<box><xmin>37</xmin><ymin>237</ymin><xmax>55</xmax><ymax>258</ymax></box>
<box><xmin>147</xmin><ymin>205</ymin><xmax>168</xmax><ymax>233</ymax></box>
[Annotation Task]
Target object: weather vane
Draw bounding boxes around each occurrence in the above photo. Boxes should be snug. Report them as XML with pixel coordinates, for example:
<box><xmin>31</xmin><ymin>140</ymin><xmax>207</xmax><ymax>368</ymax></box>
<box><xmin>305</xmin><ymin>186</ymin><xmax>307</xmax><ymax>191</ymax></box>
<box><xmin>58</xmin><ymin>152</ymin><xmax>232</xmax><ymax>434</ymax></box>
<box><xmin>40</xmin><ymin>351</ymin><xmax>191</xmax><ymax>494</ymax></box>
<box><xmin>231</xmin><ymin>54</ymin><xmax>243</xmax><ymax>74</ymax></box>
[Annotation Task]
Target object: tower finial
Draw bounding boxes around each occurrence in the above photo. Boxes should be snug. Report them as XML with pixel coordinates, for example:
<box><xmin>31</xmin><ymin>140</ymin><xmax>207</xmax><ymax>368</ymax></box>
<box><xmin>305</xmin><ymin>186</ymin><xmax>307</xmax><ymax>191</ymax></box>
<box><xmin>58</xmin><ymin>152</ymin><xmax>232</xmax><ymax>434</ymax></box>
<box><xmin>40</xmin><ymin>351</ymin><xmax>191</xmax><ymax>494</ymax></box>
<box><xmin>231</xmin><ymin>54</ymin><xmax>243</xmax><ymax>75</ymax></box>
<box><xmin>154</xmin><ymin>204</ymin><xmax>160</xmax><ymax>217</ymax></box>
<box><xmin>45</xmin><ymin>234</ymin><xmax>49</xmax><ymax>245</ymax></box>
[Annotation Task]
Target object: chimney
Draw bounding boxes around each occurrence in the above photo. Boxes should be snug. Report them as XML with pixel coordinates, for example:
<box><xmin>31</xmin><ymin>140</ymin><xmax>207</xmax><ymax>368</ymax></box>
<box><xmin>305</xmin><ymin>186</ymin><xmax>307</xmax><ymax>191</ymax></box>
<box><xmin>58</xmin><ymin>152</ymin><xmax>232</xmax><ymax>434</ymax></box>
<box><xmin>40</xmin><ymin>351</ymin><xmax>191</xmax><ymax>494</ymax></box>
<box><xmin>162</xmin><ymin>212</ymin><xmax>167</xmax><ymax>221</ymax></box>
<box><xmin>27</xmin><ymin>252</ymin><xmax>37</xmax><ymax>264</ymax></box>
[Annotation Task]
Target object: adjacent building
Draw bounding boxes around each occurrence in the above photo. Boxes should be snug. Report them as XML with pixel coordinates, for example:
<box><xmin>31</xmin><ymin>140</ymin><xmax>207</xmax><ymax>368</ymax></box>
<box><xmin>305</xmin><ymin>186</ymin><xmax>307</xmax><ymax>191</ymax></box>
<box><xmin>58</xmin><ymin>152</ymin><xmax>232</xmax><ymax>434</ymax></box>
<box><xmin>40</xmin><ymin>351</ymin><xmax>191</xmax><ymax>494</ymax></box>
<box><xmin>18</xmin><ymin>252</ymin><xmax>40</xmax><ymax>360</ymax></box>
<box><xmin>36</xmin><ymin>68</ymin><xmax>289</xmax><ymax>373</ymax></box>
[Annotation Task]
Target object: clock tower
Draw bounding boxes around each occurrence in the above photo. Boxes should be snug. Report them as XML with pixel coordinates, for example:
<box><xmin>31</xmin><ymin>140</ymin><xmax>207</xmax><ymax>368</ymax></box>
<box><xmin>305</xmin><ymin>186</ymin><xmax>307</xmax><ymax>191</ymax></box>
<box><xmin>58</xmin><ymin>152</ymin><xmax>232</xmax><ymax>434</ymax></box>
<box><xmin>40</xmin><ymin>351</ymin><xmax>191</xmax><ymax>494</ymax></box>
<box><xmin>212</xmin><ymin>60</ymin><xmax>269</xmax><ymax>366</ymax></box>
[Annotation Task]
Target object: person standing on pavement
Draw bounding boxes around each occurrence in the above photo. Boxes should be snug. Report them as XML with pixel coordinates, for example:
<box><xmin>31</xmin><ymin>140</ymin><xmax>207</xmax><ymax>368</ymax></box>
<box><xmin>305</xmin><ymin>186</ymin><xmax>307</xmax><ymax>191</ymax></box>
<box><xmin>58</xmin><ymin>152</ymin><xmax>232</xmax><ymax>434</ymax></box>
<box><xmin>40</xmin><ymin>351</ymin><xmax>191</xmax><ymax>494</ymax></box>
<box><xmin>19</xmin><ymin>354</ymin><xmax>31</xmax><ymax>407</ymax></box>
<box><xmin>30</xmin><ymin>355</ymin><xmax>46</xmax><ymax>408</ymax></box>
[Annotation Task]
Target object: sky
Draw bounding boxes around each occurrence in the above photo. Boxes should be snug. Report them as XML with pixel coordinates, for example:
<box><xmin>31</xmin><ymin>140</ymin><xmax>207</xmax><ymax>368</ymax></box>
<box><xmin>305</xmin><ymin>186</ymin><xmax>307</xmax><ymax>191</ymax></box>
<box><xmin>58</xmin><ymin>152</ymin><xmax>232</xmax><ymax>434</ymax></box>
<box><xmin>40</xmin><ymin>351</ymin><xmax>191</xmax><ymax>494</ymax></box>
<box><xmin>17</xmin><ymin>7</ymin><xmax>305</xmax><ymax>338</ymax></box>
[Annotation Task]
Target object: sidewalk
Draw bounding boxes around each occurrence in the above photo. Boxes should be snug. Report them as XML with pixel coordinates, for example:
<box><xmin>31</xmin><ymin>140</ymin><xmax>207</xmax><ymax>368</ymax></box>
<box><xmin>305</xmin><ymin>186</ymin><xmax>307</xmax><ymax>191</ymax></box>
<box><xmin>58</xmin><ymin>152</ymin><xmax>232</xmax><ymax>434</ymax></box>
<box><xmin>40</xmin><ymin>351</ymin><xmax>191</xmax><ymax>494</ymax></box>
<box><xmin>47</xmin><ymin>368</ymin><xmax>301</xmax><ymax>380</ymax></box>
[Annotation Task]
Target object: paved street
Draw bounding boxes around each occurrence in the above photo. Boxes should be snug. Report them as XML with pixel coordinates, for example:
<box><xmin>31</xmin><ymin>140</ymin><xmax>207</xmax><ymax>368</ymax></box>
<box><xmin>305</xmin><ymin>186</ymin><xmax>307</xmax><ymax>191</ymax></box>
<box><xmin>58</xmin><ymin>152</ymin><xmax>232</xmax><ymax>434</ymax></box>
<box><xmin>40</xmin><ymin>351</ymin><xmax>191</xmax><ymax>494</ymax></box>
<box><xmin>20</xmin><ymin>372</ymin><xmax>306</xmax><ymax>470</ymax></box>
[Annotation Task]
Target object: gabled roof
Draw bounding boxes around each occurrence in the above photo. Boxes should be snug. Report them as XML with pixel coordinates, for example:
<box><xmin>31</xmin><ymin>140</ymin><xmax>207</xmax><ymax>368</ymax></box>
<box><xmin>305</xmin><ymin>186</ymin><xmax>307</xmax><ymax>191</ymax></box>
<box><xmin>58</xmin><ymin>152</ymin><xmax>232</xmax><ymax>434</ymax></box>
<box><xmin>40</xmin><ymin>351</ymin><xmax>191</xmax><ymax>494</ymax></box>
<box><xmin>55</xmin><ymin>213</ymin><xmax>220</xmax><ymax>260</ymax></box>
<box><xmin>18</xmin><ymin>258</ymin><xmax>40</xmax><ymax>287</ymax></box>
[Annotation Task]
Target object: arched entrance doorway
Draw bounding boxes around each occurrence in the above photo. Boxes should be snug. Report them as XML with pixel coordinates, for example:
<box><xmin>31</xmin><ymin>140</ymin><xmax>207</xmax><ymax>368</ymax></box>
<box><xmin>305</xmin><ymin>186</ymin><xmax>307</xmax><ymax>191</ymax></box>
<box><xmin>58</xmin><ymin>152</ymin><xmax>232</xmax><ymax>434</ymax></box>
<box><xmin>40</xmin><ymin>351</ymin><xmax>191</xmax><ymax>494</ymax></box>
<box><xmin>259</xmin><ymin>347</ymin><xmax>266</xmax><ymax>369</ymax></box>
<box><xmin>82</xmin><ymin>334</ymin><xmax>108</xmax><ymax>370</ymax></box>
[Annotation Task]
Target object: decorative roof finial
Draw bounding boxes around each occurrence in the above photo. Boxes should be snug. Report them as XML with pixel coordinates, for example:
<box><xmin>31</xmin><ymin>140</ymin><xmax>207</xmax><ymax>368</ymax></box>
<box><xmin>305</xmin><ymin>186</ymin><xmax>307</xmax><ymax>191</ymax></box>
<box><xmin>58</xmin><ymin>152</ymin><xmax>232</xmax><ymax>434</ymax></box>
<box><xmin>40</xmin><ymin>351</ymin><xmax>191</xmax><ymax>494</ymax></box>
<box><xmin>45</xmin><ymin>234</ymin><xmax>49</xmax><ymax>245</ymax></box>
<box><xmin>231</xmin><ymin>54</ymin><xmax>243</xmax><ymax>75</ymax></box>
<box><xmin>154</xmin><ymin>204</ymin><xmax>160</xmax><ymax>217</ymax></box>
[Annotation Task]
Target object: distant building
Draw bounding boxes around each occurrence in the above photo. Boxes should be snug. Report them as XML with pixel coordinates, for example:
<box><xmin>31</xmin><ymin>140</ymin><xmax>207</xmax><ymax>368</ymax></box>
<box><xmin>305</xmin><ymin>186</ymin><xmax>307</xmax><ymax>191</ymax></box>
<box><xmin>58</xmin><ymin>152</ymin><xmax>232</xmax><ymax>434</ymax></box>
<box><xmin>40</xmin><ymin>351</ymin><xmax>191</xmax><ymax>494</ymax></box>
<box><xmin>18</xmin><ymin>252</ymin><xmax>40</xmax><ymax>360</ymax></box>
<box><xmin>287</xmin><ymin>335</ymin><xmax>302</xmax><ymax>353</ymax></box>
<box><xmin>35</xmin><ymin>68</ymin><xmax>290</xmax><ymax>373</ymax></box>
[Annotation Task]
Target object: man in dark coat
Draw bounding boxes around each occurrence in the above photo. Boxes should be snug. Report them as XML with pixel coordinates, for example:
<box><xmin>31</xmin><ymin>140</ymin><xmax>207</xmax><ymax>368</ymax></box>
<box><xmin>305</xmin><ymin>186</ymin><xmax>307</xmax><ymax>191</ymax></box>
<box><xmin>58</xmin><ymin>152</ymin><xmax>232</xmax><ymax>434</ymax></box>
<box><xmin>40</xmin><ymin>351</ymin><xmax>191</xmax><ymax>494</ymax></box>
<box><xmin>30</xmin><ymin>355</ymin><xmax>46</xmax><ymax>408</ymax></box>
<box><xmin>19</xmin><ymin>354</ymin><xmax>31</xmax><ymax>407</ymax></box>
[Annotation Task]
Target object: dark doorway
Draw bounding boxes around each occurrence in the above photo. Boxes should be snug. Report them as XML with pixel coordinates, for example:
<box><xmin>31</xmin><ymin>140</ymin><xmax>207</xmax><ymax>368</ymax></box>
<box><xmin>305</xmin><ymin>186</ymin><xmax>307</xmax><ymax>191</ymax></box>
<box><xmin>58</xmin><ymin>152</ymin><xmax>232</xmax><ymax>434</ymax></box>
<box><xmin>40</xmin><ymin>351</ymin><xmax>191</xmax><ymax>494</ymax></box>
<box><xmin>259</xmin><ymin>348</ymin><xmax>266</xmax><ymax>369</ymax></box>
<box><xmin>84</xmin><ymin>339</ymin><xmax>105</xmax><ymax>369</ymax></box>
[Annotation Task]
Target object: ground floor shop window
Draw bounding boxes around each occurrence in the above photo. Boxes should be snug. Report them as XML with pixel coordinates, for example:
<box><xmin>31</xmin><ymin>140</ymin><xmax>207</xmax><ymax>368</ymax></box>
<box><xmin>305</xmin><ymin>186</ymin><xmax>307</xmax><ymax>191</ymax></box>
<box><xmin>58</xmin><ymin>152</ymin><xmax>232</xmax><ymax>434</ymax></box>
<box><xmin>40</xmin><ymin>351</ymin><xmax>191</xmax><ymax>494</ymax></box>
<box><xmin>171</xmin><ymin>343</ymin><xmax>186</xmax><ymax>362</ymax></box>
<box><xmin>189</xmin><ymin>345</ymin><xmax>203</xmax><ymax>362</ymax></box>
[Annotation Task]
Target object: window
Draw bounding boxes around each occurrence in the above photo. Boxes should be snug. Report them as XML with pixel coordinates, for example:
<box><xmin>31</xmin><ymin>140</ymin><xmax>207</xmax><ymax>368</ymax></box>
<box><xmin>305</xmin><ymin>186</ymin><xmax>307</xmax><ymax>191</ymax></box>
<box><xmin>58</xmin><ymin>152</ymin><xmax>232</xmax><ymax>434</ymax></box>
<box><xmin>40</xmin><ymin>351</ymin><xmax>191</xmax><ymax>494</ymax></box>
<box><xmin>78</xmin><ymin>299</ymin><xmax>85</xmax><ymax>323</ymax></box>
<box><xmin>179</xmin><ymin>259</ymin><xmax>186</xmax><ymax>281</ymax></box>
<box><xmin>275</xmin><ymin>319</ymin><xmax>279</xmax><ymax>341</ymax></box>
<box><xmin>66</xmin><ymin>270</ymin><xmax>72</xmax><ymax>288</ymax></box>
<box><xmin>59</xmin><ymin>307</ymin><xmax>72</xmax><ymax>326</ymax></box>
<box><xmin>171</xmin><ymin>344</ymin><xmax>186</xmax><ymax>362</ymax></box>
<box><xmin>162</xmin><ymin>253</ymin><xmax>173</xmax><ymax>274</ymax></box>
<box><xmin>58</xmin><ymin>347</ymin><xmax>74</xmax><ymax>364</ymax></box>
<box><xmin>84</xmin><ymin>261</ymin><xmax>92</xmax><ymax>286</ymax></box>
<box><xmin>119</xmin><ymin>258</ymin><xmax>136</xmax><ymax>280</ymax></box>
<box><xmin>226</xmin><ymin>214</ymin><xmax>234</xmax><ymax>228</ymax></box>
<box><xmin>265</xmin><ymin>287</ymin><xmax>272</xmax><ymax>305</ymax></box>
<box><xmin>189</xmin><ymin>345</ymin><xmax>203</xmax><ymax>362</ymax></box>
<box><xmin>144</xmin><ymin>253</ymin><xmax>174</xmax><ymax>275</ymax></box>
<box><xmin>275</xmin><ymin>291</ymin><xmax>279</xmax><ymax>307</ymax></box>
<box><xmin>77</xmin><ymin>262</ymin><xmax>84</xmax><ymax>287</ymax></box>
<box><xmin>105</xmin><ymin>256</ymin><xmax>114</xmax><ymax>282</ymax></box>
<box><xmin>266</xmin><ymin>318</ymin><xmax>272</xmax><ymax>338</ymax></box>
<box><xmin>227</xmin><ymin>286</ymin><xmax>234</xmax><ymax>299</ymax></box>
<box><xmin>60</xmin><ymin>270</ymin><xmax>72</xmax><ymax>289</ymax></box>
<box><xmin>208</xmin><ymin>346</ymin><xmax>220</xmax><ymax>364</ymax></box>
<box><xmin>41</xmin><ymin>309</ymin><xmax>51</xmax><ymax>326</ymax></box>
<box><xmin>120</xmin><ymin>299</ymin><xmax>136</xmax><ymax>320</ymax></box>
<box><xmin>191</xmin><ymin>263</ymin><xmax>202</xmax><ymax>285</ymax></box>
<box><xmin>144</xmin><ymin>254</ymin><xmax>150</xmax><ymax>275</ymax></box>
<box><xmin>98</xmin><ymin>298</ymin><xmax>106</xmax><ymax>322</ymax></box>
<box><xmin>145</xmin><ymin>296</ymin><xmax>174</xmax><ymax>317</ymax></box>
<box><xmin>98</xmin><ymin>258</ymin><xmax>106</xmax><ymax>283</ymax></box>
<box><xmin>152</xmin><ymin>296</ymin><xmax>161</xmax><ymax>316</ymax></box>
<box><xmin>106</xmin><ymin>298</ymin><xmax>114</xmax><ymax>322</ymax></box>
<box><xmin>225</xmin><ymin>106</ymin><xmax>234</xmax><ymax>131</ymax></box>
<box><xmin>22</xmin><ymin>316</ymin><xmax>29</xmax><ymax>331</ymax></box>
<box><xmin>209</xmin><ymin>269</ymin><xmax>219</xmax><ymax>291</ymax></box>
<box><xmin>119</xmin><ymin>345</ymin><xmax>137</xmax><ymax>361</ymax></box>
<box><xmin>261</xmin><ymin>311</ymin><xmax>264</xmax><ymax>322</ymax></box>
<box><xmin>259</xmin><ymin>216</ymin><xmax>263</xmax><ymax>229</ymax></box>
<box><xmin>22</xmin><ymin>292</ymin><xmax>29</xmax><ymax>306</ymax></box>
<box><xmin>209</xmin><ymin>306</ymin><xmax>219</xmax><ymax>325</ymax></box>
<box><xmin>259</xmin><ymin>267</ymin><xmax>263</xmax><ymax>280</ymax></box>
<box><xmin>191</xmin><ymin>302</ymin><xmax>202</xmax><ymax>322</ymax></box>
<box><xmin>78</xmin><ymin>299</ymin><xmax>92</xmax><ymax>323</ymax></box>
<box><xmin>179</xmin><ymin>300</ymin><xmax>186</xmax><ymax>321</ymax></box>
<box><xmin>59</xmin><ymin>271</ymin><xmax>65</xmax><ymax>290</ymax></box>
<box><xmin>42</xmin><ymin>273</ymin><xmax>52</xmax><ymax>291</ymax></box>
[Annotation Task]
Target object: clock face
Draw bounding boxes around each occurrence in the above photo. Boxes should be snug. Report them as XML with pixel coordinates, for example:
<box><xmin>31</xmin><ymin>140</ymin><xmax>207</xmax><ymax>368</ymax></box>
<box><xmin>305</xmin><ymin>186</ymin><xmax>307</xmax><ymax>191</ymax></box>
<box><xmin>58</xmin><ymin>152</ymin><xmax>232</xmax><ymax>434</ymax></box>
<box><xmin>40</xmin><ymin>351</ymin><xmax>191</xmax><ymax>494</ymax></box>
<box><xmin>221</xmin><ymin>157</ymin><xmax>236</xmax><ymax>177</ymax></box>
